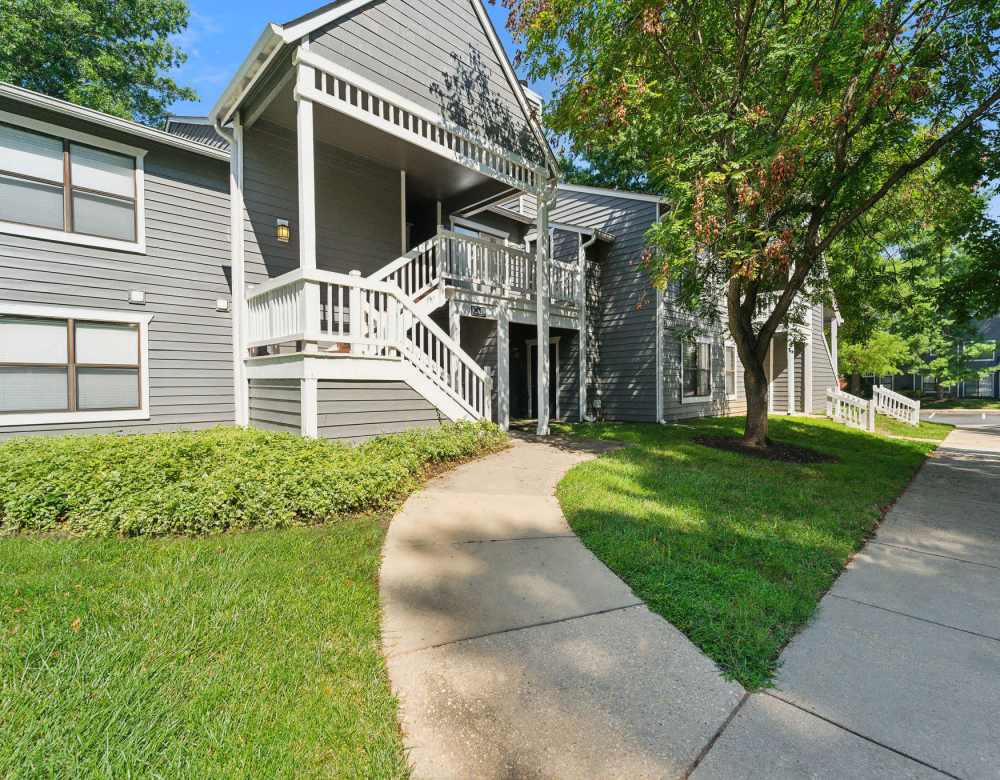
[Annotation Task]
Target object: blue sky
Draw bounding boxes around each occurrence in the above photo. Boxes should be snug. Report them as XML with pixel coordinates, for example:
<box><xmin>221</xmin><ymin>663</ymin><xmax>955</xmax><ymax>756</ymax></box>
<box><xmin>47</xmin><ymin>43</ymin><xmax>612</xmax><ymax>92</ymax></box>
<box><xmin>168</xmin><ymin>2</ymin><xmax>546</xmax><ymax>116</ymax></box>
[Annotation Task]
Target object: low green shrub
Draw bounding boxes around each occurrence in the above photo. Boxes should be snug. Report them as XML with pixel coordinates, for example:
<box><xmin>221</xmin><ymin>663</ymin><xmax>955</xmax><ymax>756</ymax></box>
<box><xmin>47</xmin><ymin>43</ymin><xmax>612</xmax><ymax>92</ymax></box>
<box><xmin>0</xmin><ymin>422</ymin><xmax>506</xmax><ymax>537</ymax></box>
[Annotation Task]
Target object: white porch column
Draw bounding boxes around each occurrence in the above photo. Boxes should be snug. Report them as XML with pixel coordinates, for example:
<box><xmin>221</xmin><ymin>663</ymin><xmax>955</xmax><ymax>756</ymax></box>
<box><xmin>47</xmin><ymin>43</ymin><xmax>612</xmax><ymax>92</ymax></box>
<box><xmin>296</xmin><ymin>61</ymin><xmax>317</xmax><ymax>272</ymax></box>
<box><xmin>295</xmin><ymin>56</ymin><xmax>320</xmax><ymax>351</ymax></box>
<box><xmin>787</xmin><ymin>337</ymin><xmax>796</xmax><ymax>414</ymax></box>
<box><xmin>497</xmin><ymin>303</ymin><xmax>510</xmax><ymax>430</ymax></box>
<box><xmin>804</xmin><ymin>312</ymin><xmax>815</xmax><ymax>414</ymax></box>
<box><xmin>831</xmin><ymin>317</ymin><xmax>839</xmax><ymax>376</ymax></box>
<box><xmin>768</xmin><ymin>341</ymin><xmax>775</xmax><ymax>413</ymax></box>
<box><xmin>301</xmin><ymin>376</ymin><xmax>318</xmax><ymax>438</ymax></box>
<box><xmin>535</xmin><ymin>192</ymin><xmax>552</xmax><ymax>435</ymax></box>
<box><xmin>578</xmin><ymin>233</ymin><xmax>587</xmax><ymax>421</ymax></box>
<box><xmin>400</xmin><ymin>170</ymin><xmax>407</xmax><ymax>255</ymax></box>
<box><xmin>449</xmin><ymin>299</ymin><xmax>461</xmax><ymax>344</ymax></box>
<box><xmin>228</xmin><ymin>112</ymin><xmax>248</xmax><ymax>427</ymax></box>
<box><xmin>655</xmin><ymin>290</ymin><xmax>665</xmax><ymax>424</ymax></box>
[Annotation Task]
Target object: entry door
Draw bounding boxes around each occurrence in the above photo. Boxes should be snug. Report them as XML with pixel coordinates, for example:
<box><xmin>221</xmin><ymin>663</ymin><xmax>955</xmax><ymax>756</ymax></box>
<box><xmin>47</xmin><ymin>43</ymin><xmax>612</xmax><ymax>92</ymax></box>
<box><xmin>528</xmin><ymin>342</ymin><xmax>558</xmax><ymax>419</ymax></box>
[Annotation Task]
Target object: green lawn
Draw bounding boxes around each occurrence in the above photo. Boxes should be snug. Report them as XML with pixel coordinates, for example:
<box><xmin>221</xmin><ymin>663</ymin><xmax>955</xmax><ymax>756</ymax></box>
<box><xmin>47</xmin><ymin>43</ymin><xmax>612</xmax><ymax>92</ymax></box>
<box><xmin>876</xmin><ymin>415</ymin><xmax>954</xmax><ymax>442</ymax></box>
<box><xmin>0</xmin><ymin>422</ymin><xmax>510</xmax><ymax>778</ymax></box>
<box><xmin>553</xmin><ymin>416</ymin><xmax>936</xmax><ymax>690</ymax></box>
<box><xmin>0</xmin><ymin>523</ymin><xmax>409</xmax><ymax>778</ymax></box>
<box><xmin>921</xmin><ymin>397</ymin><xmax>1000</xmax><ymax>410</ymax></box>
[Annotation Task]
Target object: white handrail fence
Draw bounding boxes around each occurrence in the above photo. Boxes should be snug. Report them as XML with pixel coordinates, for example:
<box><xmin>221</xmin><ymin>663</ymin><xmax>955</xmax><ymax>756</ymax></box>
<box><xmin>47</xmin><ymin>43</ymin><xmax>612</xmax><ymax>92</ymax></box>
<box><xmin>825</xmin><ymin>388</ymin><xmax>875</xmax><ymax>433</ymax></box>
<box><xmin>873</xmin><ymin>384</ymin><xmax>920</xmax><ymax>426</ymax></box>
<box><xmin>246</xmin><ymin>269</ymin><xmax>491</xmax><ymax>420</ymax></box>
<box><xmin>369</xmin><ymin>229</ymin><xmax>580</xmax><ymax>307</ymax></box>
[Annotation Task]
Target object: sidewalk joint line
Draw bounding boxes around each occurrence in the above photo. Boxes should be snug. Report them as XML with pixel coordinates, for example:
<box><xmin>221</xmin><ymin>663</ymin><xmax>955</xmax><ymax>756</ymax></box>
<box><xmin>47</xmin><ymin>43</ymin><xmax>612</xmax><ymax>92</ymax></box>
<box><xmin>451</xmin><ymin>534</ymin><xmax>577</xmax><ymax>546</ymax></box>
<box><xmin>680</xmin><ymin>692</ymin><xmax>749</xmax><ymax>780</ymax></box>
<box><xmin>763</xmin><ymin>692</ymin><xmax>961</xmax><ymax>780</ymax></box>
<box><xmin>828</xmin><ymin>594</ymin><xmax>1000</xmax><ymax>643</ymax></box>
<box><xmin>392</xmin><ymin>602</ymin><xmax>646</xmax><ymax>657</ymax></box>
<box><xmin>869</xmin><ymin>541</ymin><xmax>1000</xmax><ymax>571</ymax></box>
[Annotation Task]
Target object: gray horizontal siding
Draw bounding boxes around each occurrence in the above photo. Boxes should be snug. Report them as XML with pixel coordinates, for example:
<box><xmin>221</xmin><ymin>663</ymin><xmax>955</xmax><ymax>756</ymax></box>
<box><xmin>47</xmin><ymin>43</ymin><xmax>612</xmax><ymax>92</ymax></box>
<box><xmin>242</xmin><ymin>121</ymin><xmax>401</xmax><ymax>285</ymax></box>
<box><xmin>812</xmin><ymin>305</ymin><xmax>838</xmax><ymax>410</ymax></box>
<box><xmin>769</xmin><ymin>335</ymin><xmax>805</xmax><ymax>413</ymax></box>
<box><xmin>661</xmin><ymin>312</ymin><xmax>747</xmax><ymax>422</ymax></box>
<box><xmin>249</xmin><ymin>380</ymin><xmax>301</xmax><ymax>433</ymax></box>
<box><xmin>0</xmin><ymin>98</ymin><xmax>234</xmax><ymax>438</ymax></box>
<box><xmin>549</xmin><ymin>190</ymin><xmax>658</xmax><ymax>422</ymax></box>
<box><xmin>308</xmin><ymin>0</ymin><xmax>542</xmax><ymax>164</ymax></box>
<box><xmin>317</xmin><ymin>380</ymin><xmax>443</xmax><ymax>443</ymax></box>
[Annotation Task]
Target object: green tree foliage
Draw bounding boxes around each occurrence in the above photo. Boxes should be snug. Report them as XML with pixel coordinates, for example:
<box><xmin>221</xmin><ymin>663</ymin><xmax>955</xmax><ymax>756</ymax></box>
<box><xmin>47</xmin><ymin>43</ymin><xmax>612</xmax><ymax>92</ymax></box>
<box><xmin>500</xmin><ymin>0</ymin><xmax>1000</xmax><ymax>445</ymax></box>
<box><xmin>840</xmin><ymin>331</ymin><xmax>914</xmax><ymax>379</ymax></box>
<box><xmin>0</xmin><ymin>0</ymin><xmax>197</xmax><ymax>126</ymax></box>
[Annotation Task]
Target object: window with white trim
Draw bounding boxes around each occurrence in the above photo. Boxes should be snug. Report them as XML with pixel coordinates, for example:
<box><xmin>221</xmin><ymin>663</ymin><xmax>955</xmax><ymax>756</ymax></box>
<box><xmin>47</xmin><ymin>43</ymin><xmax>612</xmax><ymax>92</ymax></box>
<box><xmin>725</xmin><ymin>344</ymin><xmax>738</xmax><ymax>398</ymax></box>
<box><xmin>682</xmin><ymin>340</ymin><xmax>712</xmax><ymax>399</ymax></box>
<box><xmin>0</xmin><ymin>309</ymin><xmax>150</xmax><ymax>423</ymax></box>
<box><xmin>0</xmin><ymin>116</ymin><xmax>144</xmax><ymax>250</ymax></box>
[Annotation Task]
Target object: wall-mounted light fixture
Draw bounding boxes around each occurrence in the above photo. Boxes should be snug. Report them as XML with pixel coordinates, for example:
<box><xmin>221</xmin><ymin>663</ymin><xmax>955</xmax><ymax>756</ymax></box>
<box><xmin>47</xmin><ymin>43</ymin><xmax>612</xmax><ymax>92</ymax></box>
<box><xmin>129</xmin><ymin>290</ymin><xmax>146</xmax><ymax>305</ymax></box>
<box><xmin>216</xmin><ymin>299</ymin><xmax>231</xmax><ymax>313</ymax></box>
<box><xmin>275</xmin><ymin>218</ymin><xmax>291</xmax><ymax>243</ymax></box>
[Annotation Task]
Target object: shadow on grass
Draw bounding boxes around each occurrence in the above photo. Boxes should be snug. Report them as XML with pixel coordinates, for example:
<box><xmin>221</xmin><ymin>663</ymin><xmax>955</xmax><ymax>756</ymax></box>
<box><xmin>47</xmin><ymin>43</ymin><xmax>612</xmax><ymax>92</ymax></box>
<box><xmin>553</xmin><ymin>416</ymin><xmax>937</xmax><ymax>689</ymax></box>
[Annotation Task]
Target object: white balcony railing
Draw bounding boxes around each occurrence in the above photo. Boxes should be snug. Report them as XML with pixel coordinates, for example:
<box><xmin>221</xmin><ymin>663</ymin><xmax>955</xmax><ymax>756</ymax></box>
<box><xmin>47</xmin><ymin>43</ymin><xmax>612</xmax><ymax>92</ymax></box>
<box><xmin>370</xmin><ymin>229</ymin><xmax>580</xmax><ymax>308</ymax></box>
<box><xmin>246</xmin><ymin>269</ymin><xmax>492</xmax><ymax>420</ymax></box>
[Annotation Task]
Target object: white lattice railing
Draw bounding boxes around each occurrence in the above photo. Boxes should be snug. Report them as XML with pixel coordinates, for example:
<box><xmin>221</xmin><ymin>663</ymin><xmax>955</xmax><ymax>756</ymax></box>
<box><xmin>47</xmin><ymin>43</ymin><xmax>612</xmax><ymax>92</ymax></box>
<box><xmin>825</xmin><ymin>388</ymin><xmax>875</xmax><ymax>433</ymax></box>
<box><xmin>873</xmin><ymin>385</ymin><xmax>920</xmax><ymax>426</ymax></box>
<box><xmin>246</xmin><ymin>269</ymin><xmax>491</xmax><ymax>420</ymax></box>
<box><xmin>370</xmin><ymin>229</ymin><xmax>581</xmax><ymax>308</ymax></box>
<box><xmin>296</xmin><ymin>49</ymin><xmax>546</xmax><ymax>194</ymax></box>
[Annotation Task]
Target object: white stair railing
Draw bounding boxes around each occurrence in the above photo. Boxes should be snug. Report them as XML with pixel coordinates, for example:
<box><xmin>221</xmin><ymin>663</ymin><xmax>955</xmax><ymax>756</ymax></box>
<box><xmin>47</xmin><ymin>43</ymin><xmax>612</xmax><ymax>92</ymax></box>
<box><xmin>873</xmin><ymin>384</ymin><xmax>920</xmax><ymax>426</ymax></box>
<box><xmin>246</xmin><ymin>269</ymin><xmax>492</xmax><ymax>420</ymax></box>
<box><xmin>369</xmin><ymin>229</ymin><xmax>581</xmax><ymax>308</ymax></box>
<box><xmin>825</xmin><ymin>388</ymin><xmax>875</xmax><ymax>433</ymax></box>
<box><xmin>370</xmin><ymin>234</ymin><xmax>444</xmax><ymax>302</ymax></box>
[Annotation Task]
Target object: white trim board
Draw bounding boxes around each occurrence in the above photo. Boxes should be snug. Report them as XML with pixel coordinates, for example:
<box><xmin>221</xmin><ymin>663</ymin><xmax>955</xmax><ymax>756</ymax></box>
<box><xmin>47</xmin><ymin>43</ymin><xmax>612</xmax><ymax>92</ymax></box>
<box><xmin>0</xmin><ymin>83</ymin><xmax>228</xmax><ymax>161</ymax></box>
<box><xmin>558</xmin><ymin>183</ymin><xmax>665</xmax><ymax>204</ymax></box>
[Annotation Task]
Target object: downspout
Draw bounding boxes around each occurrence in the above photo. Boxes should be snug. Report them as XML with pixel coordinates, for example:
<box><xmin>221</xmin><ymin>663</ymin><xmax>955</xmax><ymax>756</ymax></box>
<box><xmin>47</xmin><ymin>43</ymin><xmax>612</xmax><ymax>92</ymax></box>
<box><xmin>655</xmin><ymin>202</ymin><xmax>668</xmax><ymax>423</ymax></box>
<box><xmin>215</xmin><ymin>116</ymin><xmax>249</xmax><ymax>427</ymax></box>
<box><xmin>578</xmin><ymin>231</ymin><xmax>598</xmax><ymax>421</ymax></box>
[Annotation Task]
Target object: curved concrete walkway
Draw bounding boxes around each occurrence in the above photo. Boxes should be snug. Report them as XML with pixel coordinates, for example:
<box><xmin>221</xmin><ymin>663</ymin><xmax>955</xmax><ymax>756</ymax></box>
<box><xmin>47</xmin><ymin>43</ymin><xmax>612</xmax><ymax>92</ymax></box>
<box><xmin>380</xmin><ymin>435</ymin><xmax>744</xmax><ymax>779</ymax></box>
<box><xmin>693</xmin><ymin>424</ymin><xmax>1000</xmax><ymax>779</ymax></box>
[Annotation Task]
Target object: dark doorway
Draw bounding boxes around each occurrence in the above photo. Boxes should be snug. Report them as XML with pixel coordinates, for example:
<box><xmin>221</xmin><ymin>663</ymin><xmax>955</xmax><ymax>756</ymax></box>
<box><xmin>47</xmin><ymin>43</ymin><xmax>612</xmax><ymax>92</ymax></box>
<box><xmin>528</xmin><ymin>341</ymin><xmax>558</xmax><ymax>420</ymax></box>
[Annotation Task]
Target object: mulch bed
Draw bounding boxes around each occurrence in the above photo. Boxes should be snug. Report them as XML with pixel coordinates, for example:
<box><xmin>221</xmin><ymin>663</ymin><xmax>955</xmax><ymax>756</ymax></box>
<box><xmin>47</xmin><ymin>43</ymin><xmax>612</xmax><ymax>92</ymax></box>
<box><xmin>694</xmin><ymin>435</ymin><xmax>839</xmax><ymax>464</ymax></box>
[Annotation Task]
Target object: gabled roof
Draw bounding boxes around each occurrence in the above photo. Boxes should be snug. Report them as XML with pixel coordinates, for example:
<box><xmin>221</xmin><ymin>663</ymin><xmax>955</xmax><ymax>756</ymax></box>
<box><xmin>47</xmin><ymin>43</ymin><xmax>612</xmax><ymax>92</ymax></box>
<box><xmin>210</xmin><ymin>0</ymin><xmax>559</xmax><ymax>179</ymax></box>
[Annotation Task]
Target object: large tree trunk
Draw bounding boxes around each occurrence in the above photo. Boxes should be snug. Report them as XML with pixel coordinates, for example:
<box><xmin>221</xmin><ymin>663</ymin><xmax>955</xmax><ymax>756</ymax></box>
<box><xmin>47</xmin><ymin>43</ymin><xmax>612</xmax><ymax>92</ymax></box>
<box><xmin>742</xmin><ymin>356</ymin><xmax>770</xmax><ymax>447</ymax></box>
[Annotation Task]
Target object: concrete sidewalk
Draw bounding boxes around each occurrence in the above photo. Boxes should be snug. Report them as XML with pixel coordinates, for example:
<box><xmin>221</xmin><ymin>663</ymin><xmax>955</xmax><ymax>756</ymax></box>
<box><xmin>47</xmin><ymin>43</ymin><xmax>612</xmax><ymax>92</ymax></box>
<box><xmin>694</xmin><ymin>426</ymin><xmax>1000</xmax><ymax>779</ymax></box>
<box><xmin>380</xmin><ymin>436</ymin><xmax>745</xmax><ymax>779</ymax></box>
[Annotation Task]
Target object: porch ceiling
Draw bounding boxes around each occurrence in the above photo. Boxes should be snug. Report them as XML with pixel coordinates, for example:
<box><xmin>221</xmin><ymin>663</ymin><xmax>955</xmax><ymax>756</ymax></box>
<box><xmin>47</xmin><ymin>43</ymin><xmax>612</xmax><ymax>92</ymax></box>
<box><xmin>258</xmin><ymin>83</ymin><xmax>515</xmax><ymax>203</ymax></box>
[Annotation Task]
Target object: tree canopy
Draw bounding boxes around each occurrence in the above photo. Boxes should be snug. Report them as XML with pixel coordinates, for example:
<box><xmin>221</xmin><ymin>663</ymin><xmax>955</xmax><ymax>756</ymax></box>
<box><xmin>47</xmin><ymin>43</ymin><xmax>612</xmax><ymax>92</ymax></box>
<box><xmin>501</xmin><ymin>0</ymin><xmax>1000</xmax><ymax>444</ymax></box>
<box><xmin>0</xmin><ymin>0</ymin><xmax>197</xmax><ymax>126</ymax></box>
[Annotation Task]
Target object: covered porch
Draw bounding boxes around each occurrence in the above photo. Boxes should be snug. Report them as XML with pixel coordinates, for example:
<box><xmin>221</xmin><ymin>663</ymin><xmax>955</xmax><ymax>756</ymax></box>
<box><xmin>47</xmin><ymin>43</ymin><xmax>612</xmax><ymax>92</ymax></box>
<box><xmin>216</xmin><ymin>36</ymin><xmax>565</xmax><ymax>436</ymax></box>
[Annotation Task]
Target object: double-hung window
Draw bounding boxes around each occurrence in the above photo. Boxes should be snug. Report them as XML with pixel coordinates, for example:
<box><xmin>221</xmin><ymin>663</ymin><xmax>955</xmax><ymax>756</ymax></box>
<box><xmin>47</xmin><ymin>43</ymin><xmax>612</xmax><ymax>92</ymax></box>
<box><xmin>0</xmin><ymin>113</ymin><xmax>145</xmax><ymax>251</ymax></box>
<box><xmin>681</xmin><ymin>339</ymin><xmax>712</xmax><ymax>401</ymax></box>
<box><xmin>0</xmin><ymin>305</ymin><xmax>152</xmax><ymax>425</ymax></box>
<box><xmin>724</xmin><ymin>344</ymin><xmax>738</xmax><ymax>399</ymax></box>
